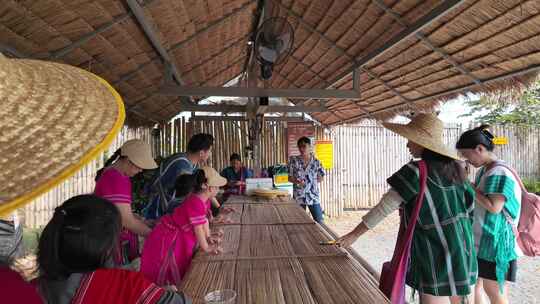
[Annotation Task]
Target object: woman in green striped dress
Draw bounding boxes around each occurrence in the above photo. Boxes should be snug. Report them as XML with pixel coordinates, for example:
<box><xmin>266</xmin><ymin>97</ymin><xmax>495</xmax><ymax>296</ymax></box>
<box><xmin>457</xmin><ymin>125</ymin><xmax>521</xmax><ymax>304</ymax></box>
<box><xmin>339</xmin><ymin>113</ymin><xmax>477</xmax><ymax>303</ymax></box>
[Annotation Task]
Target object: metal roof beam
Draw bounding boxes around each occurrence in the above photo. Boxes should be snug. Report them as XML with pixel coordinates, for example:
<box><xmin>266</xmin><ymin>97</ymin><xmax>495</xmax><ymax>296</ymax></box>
<box><xmin>327</xmin><ymin>0</ymin><xmax>466</xmax><ymax>87</ymax></box>
<box><xmin>159</xmin><ymin>85</ymin><xmax>360</xmax><ymax>99</ymax></box>
<box><xmin>112</xmin><ymin>2</ymin><xmax>253</xmax><ymax>87</ymax></box>
<box><xmin>126</xmin><ymin>0</ymin><xmax>185</xmax><ymax>86</ymax></box>
<box><xmin>47</xmin><ymin>0</ymin><xmax>162</xmax><ymax>60</ymax></box>
<box><xmin>275</xmin><ymin>0</ymin><xmax>465</xmax><ymax>117</ymax></box>
<box><xmin>169</xmin><ymin>1</ymin><xmax>254</xmax><ymax>53</ymax></box>
<box><xmin>178</xmin><ymin>103</ymin><xmax>326</xmax><ymax>113</ymax></box>
<box><xmin>272</xmin><ymin>0</ymin><xmax>404</xmax><ymax>110</ymax></box>
<box><xmin>191</xmin><ymin>115</ymin><xmax>307</xmax><ymax>122</ymax></box>
<box><xmin>0</xmin><ymin>43</ymin><xmax>27</xmax><ymax>58</ymax></box>
<box><xmin>49</xmin><ymin>13</ymin><xmax>133</xmax><ymax>60</ymax></box>
<box><xmin>371</xmin><ymin>0</ymin><xmax>481</xmax><ymax>85</ymax></box>
<box><xmin>338</xmin><ymin>63</ymin><xmax>540</xmax><ymax>124</ymax></box>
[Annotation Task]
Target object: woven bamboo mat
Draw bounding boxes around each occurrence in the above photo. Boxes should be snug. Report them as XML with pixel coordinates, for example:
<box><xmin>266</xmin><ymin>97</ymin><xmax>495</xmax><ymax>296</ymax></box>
<box><xmin>181</xmin><ymin>196</ymin><xmax>389</xmax><ymax>304</ymax></box>
<box><xmin>238</xmin><ymin>225</ymin><xmax>294</xmax><ymax>257</ymax></box>
<box><xmin>220</xmin><ymin>203</ymin><xmax>243</xmax><ymax>224</ymax></box>
<box><xmin>228</xmin><ymin>195</ymin><xmax>294</xmax><ymax>205</ymax></box>
<box><xmin>285</xmin><ymin>224</ymin><xmax>343</xmax><ymax>256</ymax></box>
<box><xmin>300</xmin><ymin>257</ymin><xmax>389</xmax><ymax>304</ymax></box>
<box><xmin>180</xmin><ymin>260</ymin><xmax>236</xmax><ymax>304</ymax></box>
<box><xmin>275</xmin><ymin>204</ymin><xmax>314</xmax><ymax>224</ymax></box>
<box><xmin>192</xmin><ymin>225</ymin><xmax>241</xmax><ymax>262</ymax></box>
<box><xmin>241</xmin><ymin>204</ymin><xmax>281</xmax><ymax>224</ymax></box>
<box><xmin>225</xmin><ymin>195</ymin><xmax>249</xmax><ymax>204</ymax></box>
<box><xmin>235</xmin><ymin>258</ymin><xmax>316</xmax><ymax>304</ymax></box>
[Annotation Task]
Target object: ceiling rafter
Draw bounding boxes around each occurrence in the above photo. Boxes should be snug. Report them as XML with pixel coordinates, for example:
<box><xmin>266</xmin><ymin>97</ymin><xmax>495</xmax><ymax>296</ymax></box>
<box><xmin>271</xmin><ymin>0</ymin><xmax>409</xmax><ymax>114</ymax></box>
<box><xmin>275</xmin><ymin>0</ymin><xmax>466</xmax><ymax>122</ymax></box>
<box><xmin>371</xmin><ymin>0</ymin><xmax>481</xmax><ymax>85</ymax></box>
<box><xmin>112</xmin><ymin>2</ymin><xmax>254</xmax><ymax>87</ymax></box>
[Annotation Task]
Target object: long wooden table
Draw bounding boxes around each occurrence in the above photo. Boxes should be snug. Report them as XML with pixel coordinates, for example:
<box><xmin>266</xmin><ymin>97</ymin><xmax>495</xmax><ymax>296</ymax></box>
<box><xmin>180</xmin><ymin>195</ymin><xmax>390</xmax><ymax>304</ymax></box>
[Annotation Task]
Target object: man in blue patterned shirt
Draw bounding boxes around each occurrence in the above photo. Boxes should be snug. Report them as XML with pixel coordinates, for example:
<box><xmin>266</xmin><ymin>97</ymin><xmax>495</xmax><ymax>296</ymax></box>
<box><xmin>288</xmin><ymin>137</ymin><xmax>325</xmax><ymax>223</ymax></box>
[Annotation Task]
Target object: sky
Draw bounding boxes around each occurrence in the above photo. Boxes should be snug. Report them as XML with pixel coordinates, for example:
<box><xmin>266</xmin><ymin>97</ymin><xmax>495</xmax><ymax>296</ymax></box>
<box><xmin>438</xmin><ymin>96</ymin><xmax>476</xmax><ymax>124</ymax></box>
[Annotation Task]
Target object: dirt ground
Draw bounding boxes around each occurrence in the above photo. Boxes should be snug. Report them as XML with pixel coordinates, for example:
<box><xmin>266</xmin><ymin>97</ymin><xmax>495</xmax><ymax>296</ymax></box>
<box><xmin>326</xmin><ymin>211</ymin><xmax>540</xmax><ymax>304</ymax></box>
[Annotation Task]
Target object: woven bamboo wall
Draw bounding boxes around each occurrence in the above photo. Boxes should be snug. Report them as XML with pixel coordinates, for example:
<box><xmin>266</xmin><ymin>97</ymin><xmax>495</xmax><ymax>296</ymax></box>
<box><xmin>154</xmin><ymin>118</ymin><xmax>291</xmax><ymax>171</ymax></box>
<box><xmin>20</xmin><ymin>120</ymin><xmax>540</xmax><ymax>227</ymax></box>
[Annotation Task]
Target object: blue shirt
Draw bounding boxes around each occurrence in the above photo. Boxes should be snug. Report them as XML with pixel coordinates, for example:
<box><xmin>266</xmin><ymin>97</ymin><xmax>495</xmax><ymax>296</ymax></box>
<box><xmin>144</xmin><ymin>152</ymin><xmax>196</xmax><ymax>218</ymax></box>
<box><xmin>220</xmin><ymin>166</ymin><xmax>253</xmax><ymax>195</ymax></box>
<box><xmin>288</xmin><ymin>154</ymin><xmax>325</xmax><ymax>205</ymax></box>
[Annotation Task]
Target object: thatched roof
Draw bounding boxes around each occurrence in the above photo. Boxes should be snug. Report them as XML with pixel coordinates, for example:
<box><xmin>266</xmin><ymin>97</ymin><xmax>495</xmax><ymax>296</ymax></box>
<box><xmin>1</xmin><ymin>0</ymin><xmax>539</xmax><ymax>126</ymax></box>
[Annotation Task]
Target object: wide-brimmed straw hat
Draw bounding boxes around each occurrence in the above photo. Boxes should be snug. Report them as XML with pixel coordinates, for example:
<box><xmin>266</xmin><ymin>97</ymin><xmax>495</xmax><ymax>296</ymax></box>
<box><xmin>382</xmin><ymin>113</ymin><xmax>459</xmax><ymax>160</ymax></box>
<box><xmin>201</xmin><ymin>166</ymin><xmax>227</xmax><ymax>187</ymax></box>
<box><xmin>0</xmin><ymin>54</ymin><xmax>125</xmax><ymax>216</ymax></box>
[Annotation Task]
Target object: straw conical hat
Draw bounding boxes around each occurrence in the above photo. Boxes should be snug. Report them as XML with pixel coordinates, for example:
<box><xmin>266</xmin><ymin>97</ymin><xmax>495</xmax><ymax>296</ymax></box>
<box><xmin>382</xmin><ymin>113</ymin><xmax>459</xmax><ymax>160</ymax></box>
<box><xmin>0</xmin><ymin>54</ymin><xmax>125</xmax><ymax>216</ymax></box>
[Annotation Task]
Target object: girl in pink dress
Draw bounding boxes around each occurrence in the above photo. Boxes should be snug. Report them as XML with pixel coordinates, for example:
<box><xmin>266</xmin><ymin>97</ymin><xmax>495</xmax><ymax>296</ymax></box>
<box><xmin>141</xmin><ymin>166</ymin><xmax>227</xmax><ymax>286</ymax></box>
<box><xmin>94</xmin><ymin>140</ymin><xmax>157</xmax><ymax>266</ymax></box>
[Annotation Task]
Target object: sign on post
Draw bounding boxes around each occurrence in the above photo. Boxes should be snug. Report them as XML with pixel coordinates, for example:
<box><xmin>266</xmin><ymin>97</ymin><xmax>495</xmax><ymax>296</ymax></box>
<box><xmin>315</xmin><ymin>140</ymin><xmax>334</xmax><ymax>169</ymax></box>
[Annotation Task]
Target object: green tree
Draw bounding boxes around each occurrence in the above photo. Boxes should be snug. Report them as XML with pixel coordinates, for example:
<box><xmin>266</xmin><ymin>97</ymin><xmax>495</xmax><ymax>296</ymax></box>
<box><xmin>460</xmin><ymin>81</ymin><xmax>540</xmax><ymax>126</ymax></box>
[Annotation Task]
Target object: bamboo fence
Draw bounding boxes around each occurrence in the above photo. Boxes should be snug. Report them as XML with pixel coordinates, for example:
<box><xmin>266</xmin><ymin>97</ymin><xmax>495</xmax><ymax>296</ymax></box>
<box><xmin>20</xmin><ymin>119</ymin><xmax>540</xmax><ymax>227</ymax></box>
<box><xmin>182</xmin><ymin>195</ymin><xmax>389</xmax><ymax>304</ymax></box>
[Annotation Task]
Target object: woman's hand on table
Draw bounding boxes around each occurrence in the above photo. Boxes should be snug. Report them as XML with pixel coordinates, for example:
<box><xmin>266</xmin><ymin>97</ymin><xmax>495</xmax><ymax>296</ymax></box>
<box><xmin>212</xmin><ymin>228</ymin><xmax>224</xmax><ymax>238</ymax></box>
<box><xmin>205</xmin><ymin>245</ymin><xmax>223</xmax><ymax>255</ymax></box>
<box><xmin>212</xmin><ymin>215</ymin><xmax>232</xmax><ymax>224</ymax></box>
<box><xmin>220</xmin><ymin>206</ymin><xmax>235</xmax><ymax>214</ymax></box>
<box><xmin>207</xmin><ymin>236</ymin><xmax>222</xmax><ymax>245</ymax></box>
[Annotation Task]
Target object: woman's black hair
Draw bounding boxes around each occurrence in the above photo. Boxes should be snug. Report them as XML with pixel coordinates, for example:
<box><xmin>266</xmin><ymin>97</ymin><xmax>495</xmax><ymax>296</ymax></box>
<box><xmin>37</xmin><ymin>194</ymin><xmax>121</xmax><ymax>284</ymax></box>
<box><xmin>421</xmin><ymin>149</ymin><xmax>467</xmax><ymax>184</ymax></box>
<box><xmin>192</xmin><ymin>169</ymin><xmax>208</xmax><ymax>193</ymax></box>
<box><xmin>187</xmin><ymin>133</ymin><xmax>214</xmax><ymax>154</ymax></box>
<box><xmin>95</xmin><ymin>149</ymin><xmax>125</xmax><ymax>181</ymax></box>
<box><xmin>230</xmin><ymin>153</ymin><xmax>241</xmax><ymax>162</ymax></box>
<box><xmin>175</xmin><ymin>174</ymin><xmax>196</xmax><ymax>198</ymax></box>
<box><xmin>455</xmin><ymin>124</ymin><xmax>495</xmax><ymax>151</ymax></box>
<box><xmin>297</xmin><ymin>136</ymin><xmax>311</xmax><ymax>146</ymax></box>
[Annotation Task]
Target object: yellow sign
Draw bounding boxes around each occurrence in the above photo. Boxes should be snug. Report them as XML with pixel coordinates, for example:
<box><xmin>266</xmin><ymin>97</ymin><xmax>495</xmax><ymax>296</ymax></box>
<box><xmin>274</xmin><ymin>174</ymin><xmax>289</xmax><ymax>185</ymax></box>
<box><xmin>493</xmin><ymin>137</ymin><xmax>508</xmax><ymax>145</ymax></box>
<box><xmin>315</xmin><ymin>140</ymin><xmax>334</xmax><ymax>169</ymax></box>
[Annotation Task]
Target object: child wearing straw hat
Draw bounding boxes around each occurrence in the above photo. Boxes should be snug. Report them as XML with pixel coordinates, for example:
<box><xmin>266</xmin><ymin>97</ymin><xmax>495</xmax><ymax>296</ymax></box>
<box><xmin>0</xmin><ymin>54</ymin><xmax>188</xmax><ymax>303</ymax></box>
<box><xmin>94</xmin><ymin>139</ymin><xmax>158</xmax><ymax>266</ymax></box>
<box><xmin>339</xmin><ymin>113</ymin><xmax>477</xmax><ymax>303</ymax></box>
<box><xmin>141</xmin><ymin>167</ymin><xmax>226</xmax><ymax>286</ymax></box>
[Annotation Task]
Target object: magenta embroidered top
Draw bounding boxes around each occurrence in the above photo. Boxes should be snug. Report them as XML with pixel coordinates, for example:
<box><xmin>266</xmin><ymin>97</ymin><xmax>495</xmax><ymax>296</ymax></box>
<box><xmin>94</xmin><ymin>167</ymin><xmax>132</xmax><ymax>204</ymax></box>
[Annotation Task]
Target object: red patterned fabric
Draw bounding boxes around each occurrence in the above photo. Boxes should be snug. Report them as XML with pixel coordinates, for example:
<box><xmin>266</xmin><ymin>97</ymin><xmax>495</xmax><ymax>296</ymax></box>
<box><xmin>71</xmin><ymin>269</ymin><xmax>164</xmax><ymax>304</ymax></box>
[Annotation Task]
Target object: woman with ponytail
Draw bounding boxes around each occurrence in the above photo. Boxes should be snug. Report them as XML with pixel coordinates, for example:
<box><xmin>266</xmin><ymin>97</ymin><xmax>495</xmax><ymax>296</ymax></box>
<box><xmin>141</xmin><ymin>167</ymin><xmax>226</xmax><ymax>286</ymax></box>
<box><xmin>94</xmin><ymin>140</ymin><xmax>158</xmax><ymax>266</ymax></box>
<box><xmin>456</xmin><ymin>125</ymin><xmax>521</xmax><ymax>304</ymax></box>
<box><xmin>36</xmin><ymin>195</ymin><xmax>191</xmax><ymax>304</ymax></box>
